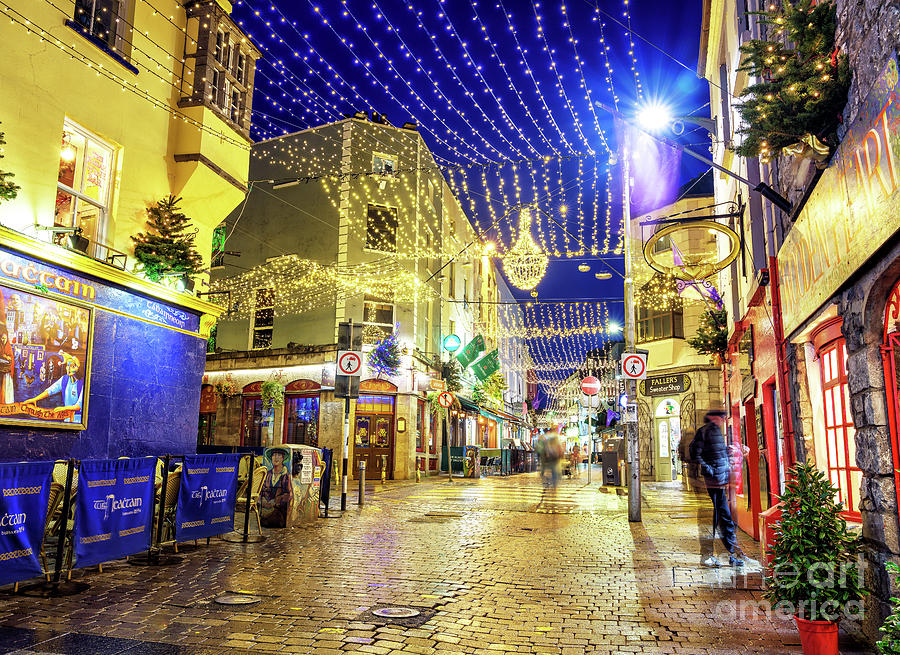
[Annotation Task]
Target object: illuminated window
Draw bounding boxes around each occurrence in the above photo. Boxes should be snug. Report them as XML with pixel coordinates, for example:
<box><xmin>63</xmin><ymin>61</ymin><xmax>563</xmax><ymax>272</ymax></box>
<box><xmin>284</xmin><ymin>395</ymin><xmax>319</xmax><ymax>446</ymax></box>
<box><xmin>56</xmin><ymin>119</ymin><xmax>115</xmax><ymax>255</ymax></box>
<box><xmin>365</xmin><ymin>204</ymin><xmax>398</xmax><ymax>252</ymax></box>
<box><xmin>818</xmin><ymin>340</ymin><xmax>861</xmax><ymax>519</ymax></box>
<box><xmin>638</xmin><ymin>304</ymin><xmax>684</xmax><ymax>342</ymax></box>
<box><xmin>250</xmin><ymin>288</ymin><xmax>274</xmax><ymax>349</ymax></box>
<box><xmin>372</xmin><ymin>154</ymin><xmax>396</xmax><ymax>174</ymax></box>
<box><xmin>357</xmin><ymin>395</ymin><xmax>395</xmax><ymax>414</ymax></box>
<box><xmin>211</xmin><ymin>224</ymin><xmax>226</xmax><ymax>269</ymax></box>
<box><xmin>362</xmin><ymin>297</ymin><xmax>394</xmax><ymax>344</ymax></box>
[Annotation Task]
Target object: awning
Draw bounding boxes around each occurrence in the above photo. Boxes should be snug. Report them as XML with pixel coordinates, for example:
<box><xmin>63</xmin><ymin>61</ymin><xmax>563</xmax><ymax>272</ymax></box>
<box><xmin>457</xmin><ymin>396</ymin><xmax>481</xmax><ymax>413</ymax></box>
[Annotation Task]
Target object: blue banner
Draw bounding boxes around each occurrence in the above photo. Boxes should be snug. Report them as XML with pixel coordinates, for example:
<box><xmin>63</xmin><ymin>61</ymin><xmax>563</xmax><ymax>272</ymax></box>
<box><xmin>74</xmin><ymin>458</ymin><xmax>156</xmax><ymax>568</ymax></box>
<box><xmin>0</xmin><ymin>461</ymin><xmax>53</xmax><ymax>586</ymax></box>
<box><xmin>175</xmin><ymin>454</ymin><xmax>240</xmax><ymax>542</ymax></box>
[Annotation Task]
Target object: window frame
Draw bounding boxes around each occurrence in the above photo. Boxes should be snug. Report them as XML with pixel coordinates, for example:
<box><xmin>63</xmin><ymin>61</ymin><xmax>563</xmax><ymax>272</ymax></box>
<box><xmin>249</xmin><ymin>287</ymin><xmax>275</xmax><ymax>350</ymax></box>
<box><xmin>55</xmin><ymin>118</ymin><xmax>116</xmax><ymax>255</ymax></box>
<box><xmin>364</xmin><ymin>203</ymin><xmax>399</xmax><ymax>253</ymax></box>
<box><xmin>72</xmin><ymin>0</ymin><xmax>133</xmax><ymax>60</ymax></box>
<box><xmin>362</xmin><ymin>297</ymin><xmax>395</xmax><ymax>344</ymax></box>
<box><xmin>372</xmin><ymin>152</ymin><xmax>396</xmax><ymax>175</ymax></box>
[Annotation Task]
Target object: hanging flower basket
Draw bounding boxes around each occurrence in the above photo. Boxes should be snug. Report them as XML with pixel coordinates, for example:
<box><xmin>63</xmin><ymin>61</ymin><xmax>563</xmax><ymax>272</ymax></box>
<box><xmin>261</xmin><ymin>381</ymin><xmax>285</xmax><ymax>411</ymax></box>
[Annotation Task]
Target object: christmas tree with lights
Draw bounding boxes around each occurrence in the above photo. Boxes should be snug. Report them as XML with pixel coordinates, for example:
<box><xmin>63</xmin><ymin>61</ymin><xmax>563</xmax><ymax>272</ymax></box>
<box><xmin>735</xmin><ymin>0</ymin><xmax>850</xmax><ymax>160</ymax></box>
<box><xmin>368</xmin><ymin>328</ymin><xmax>401</xmax><ymax>378</ymax></box>
<box><xmin>132</xmin><ymin>195</ymin><xmax>203</xmax><ymax>282</ymax></box>
<box><xmin>0</xmin><ymin>124</ymin><xmax>19</xmax><ymax>203</ymax></box>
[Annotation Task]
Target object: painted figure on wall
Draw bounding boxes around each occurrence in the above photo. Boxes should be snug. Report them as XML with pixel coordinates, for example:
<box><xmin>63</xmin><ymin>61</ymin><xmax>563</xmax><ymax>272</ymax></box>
<box><xmin>22</xmin><ymin>352</ymin><xmax>84</xmax><ymax>423</ymax></box>
<box><xmin>0</xmin><ymin>329</ymin><xmax>14</xmax><ymax>403</ymax></box>
<box><xmin>259</xmin><ymin>447</ymin><xmax>291</xmax><ymax>527</ymax></box>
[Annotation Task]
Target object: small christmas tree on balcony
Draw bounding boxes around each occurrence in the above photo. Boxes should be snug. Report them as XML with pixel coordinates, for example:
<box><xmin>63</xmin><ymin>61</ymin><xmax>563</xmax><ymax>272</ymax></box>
<box><xmin>132</xmin><ymin>195</ymin><xmax>203</xmax><ymax>282</ymax></box>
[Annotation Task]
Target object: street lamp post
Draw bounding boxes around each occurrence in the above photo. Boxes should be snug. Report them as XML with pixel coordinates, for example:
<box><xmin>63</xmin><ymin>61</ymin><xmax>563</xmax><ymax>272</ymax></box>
<box><xmin>621</xmin><ymin>129</ymin><xmax>641</xmax><ymax>523</ymax></box>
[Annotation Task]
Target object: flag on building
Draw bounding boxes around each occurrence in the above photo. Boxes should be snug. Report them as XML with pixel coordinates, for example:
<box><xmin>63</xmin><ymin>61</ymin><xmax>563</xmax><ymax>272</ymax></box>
<box><xmin>472</xmin><ymin>349</ymin><xmax>500</xmax><ymax>381</ymax></box>
<box><xmin>456</xmin><ymin>334</ymin><xmax>485</xmax><ymax>368</ymax></box>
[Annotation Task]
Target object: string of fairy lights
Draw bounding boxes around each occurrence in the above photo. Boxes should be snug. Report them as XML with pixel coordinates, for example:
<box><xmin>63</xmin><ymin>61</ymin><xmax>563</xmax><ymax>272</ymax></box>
<box><xmin>8</xmin><ymin>0</ymin><xmax>697</xmax><ymax>410</ymax></box>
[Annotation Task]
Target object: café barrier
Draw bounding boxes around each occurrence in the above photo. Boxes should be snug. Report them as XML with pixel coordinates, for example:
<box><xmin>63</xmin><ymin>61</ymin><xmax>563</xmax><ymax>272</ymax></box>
<box><xmin>75</xmin><ymin>458</ymin><xmax>157</xmax><ymax>569</ymax></box>
<box><xmin>0</xmin><ymin>461</ymin><xmax>54</xmax><ymax>587</ymax></box>
<box><xmin>175</xmin><ymin>454</ymin><xmax>240</xmax><ymax>542</ymax></box>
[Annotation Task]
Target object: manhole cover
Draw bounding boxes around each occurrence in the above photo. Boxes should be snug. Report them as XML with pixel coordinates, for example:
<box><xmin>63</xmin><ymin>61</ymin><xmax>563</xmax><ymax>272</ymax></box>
<box><xmin>372</xmin><ymin>607</ymin><xmax>420</xmax><ymax>618</ymax></box>
<box><xmin>214</xmin><ymin>594</ymin><xmax>263</xmax><ymax>605</ymax></box>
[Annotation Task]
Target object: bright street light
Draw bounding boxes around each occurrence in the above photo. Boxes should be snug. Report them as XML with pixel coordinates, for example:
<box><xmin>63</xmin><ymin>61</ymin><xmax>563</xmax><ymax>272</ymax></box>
<box><xmin>636</xmin><ymin>102</ymin><xmax>673</xmax><ymax>132</ymax></box>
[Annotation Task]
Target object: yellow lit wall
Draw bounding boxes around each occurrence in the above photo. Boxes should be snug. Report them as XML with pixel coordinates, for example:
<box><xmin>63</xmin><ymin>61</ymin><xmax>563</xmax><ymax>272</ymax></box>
<box><xmin>0</xmin><ymin>0</ymin><xmax>251</xmax><ymax>274</ymax></box>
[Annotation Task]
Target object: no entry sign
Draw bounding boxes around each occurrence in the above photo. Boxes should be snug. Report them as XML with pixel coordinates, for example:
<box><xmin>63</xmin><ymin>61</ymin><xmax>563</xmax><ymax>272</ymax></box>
<box><xmin>580</xmin><ymin>376</ymin><xmax>601</xmax><ymax>395</ymax></box>
<box><xmin>621</xmin><ymin>353</ymin><xmax>648</xmax><ymax>380</ymax></box>
<box><xmin>337</xmin><ymin>350</ymin><xmax>363</xmax><ymax>376</ymax></box>
<box><xmin>437</xmin><ymin>391</ymin><xmax>455</xmax><ymax>408</ymax></box>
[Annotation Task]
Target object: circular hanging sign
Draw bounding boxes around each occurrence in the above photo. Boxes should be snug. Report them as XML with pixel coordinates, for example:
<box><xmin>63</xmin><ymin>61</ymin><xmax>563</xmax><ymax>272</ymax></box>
<box><xmin>442</xmin><ymin>334</ymin><xmax>462</xmax><ymax>353</ymax></box>
<box><xmin>580</xmin><ymin>376</ymin><xmax>601</xmax><ymax>395</ymax></box>
<box><xmin>437</xmin><ymin>391</ymin><xmax>455</xmax><ymax>408</ymax></box>
<box><xmin>642</xmin><ymin>219</ymin><xmax>740</xmax><ymax>281</ymax></box>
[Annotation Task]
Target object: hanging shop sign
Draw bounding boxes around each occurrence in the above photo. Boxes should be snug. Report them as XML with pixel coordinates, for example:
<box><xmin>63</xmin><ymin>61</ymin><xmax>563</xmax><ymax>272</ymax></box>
<box><xmin>0</xmin><ymin>461</ymin><xmax>53</xmax><ymax>587</ymax></box>
<box><xmin>75</xmin><ymin>458</ymin><xmax>156</xmax><ymax>568</ymax></box>
<box><xmin>639</xmin><ymin>374</ymin><xmax>692</xmax><ymax>396</ymax></box>
<box><xmin>175</xmin><ymin>454</ymin><xmax>240</xmax><ymax>542</ymax></box>
<box><xmin>0</xmin><ymin>281</ymin><xmax>94</xmax><ymax>430</ymax></box>
<box><xmin>456</xmin><ymin>334</ymin><xmax>485</xmax><ymax>368</ymax></box>
<box><xmin>778</xmin><ymin>55</ymin><xmax>900</xmax><ymax>335</ymax></box>
<box><xmin>642</xmin><ymin>220</ymin><xmax>740</xmax><ymax>281</ymax></box>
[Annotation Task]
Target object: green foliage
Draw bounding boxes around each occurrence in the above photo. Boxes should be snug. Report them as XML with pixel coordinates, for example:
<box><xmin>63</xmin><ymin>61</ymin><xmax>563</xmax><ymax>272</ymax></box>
<box><xmin>687</xmin><ymin>309</ymin><xmax>728</xmax><ymax>362</ymax></box>
<box><xmin>0</xmin><ymin>125</ymin><xmax>20</xmax><ymax>202</ymax></box>
<box><xmin>132</xmin><ymin>195</ymin><xmax>204</xmax><ymax>282</ymax></box>
<box><xmin>471</xmin><ymin>384</ymin><xmax>487</xmax><ymax>406</ymax></box>
<box><xmin>879</xmin><ymin>563</ymin><xmax>900</xmax><ymax>653</ymax></box>
<box><xmin>482</xmin><ymin>371</ymin><xmax>507</xmax><ymax>405</ymax></box>
<box><xmin>260</xmin><ymin>381</ymin><xmax>285</xmax><ymax>412</ymax></box>
<box><xmin>436</xmin><ymin>358</ymin><xmax>462</xmax><ymax>392</ymax></box>
<box><xmin>765</xmin><ymin>461</ymin><xmax>864</xmax><ymax>621</ymax></box>
<box><xmin>368</xmin><ymin>329</ymin><xmax>402</xmax><ymax>378</ymax></box>
<box><xmin>735</xmin><ymin>0</ymin><xmax>850</xmax><ymax>159</ymax></box>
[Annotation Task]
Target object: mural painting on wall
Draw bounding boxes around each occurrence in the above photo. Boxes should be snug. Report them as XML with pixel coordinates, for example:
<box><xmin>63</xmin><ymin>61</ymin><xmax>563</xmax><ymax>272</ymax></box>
<box><xmin>259</xmin><ymin>446</ymin><xmax>291</xmax><ymax>528</ymax></box>
<box><xmin>0</xmin><ymin>282</ymin><xmax>93</xmax><ymax>429</ymax></box>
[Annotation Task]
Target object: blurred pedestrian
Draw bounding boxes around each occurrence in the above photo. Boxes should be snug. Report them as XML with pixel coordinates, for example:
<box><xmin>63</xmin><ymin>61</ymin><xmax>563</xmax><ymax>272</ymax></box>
<box><xmin>541</xmin><ymin>429</ymin><xmax>563</xmax><ymax>488</ymax></box>
<box><xmin>570</xmin><ymin>443</ymin><xmax>581</xmax><ymax>479</ymax></box>
<box><xmin>690</xmin><ymin>409</ymin><xmax>746</xmax><ymax>567</ymax></box>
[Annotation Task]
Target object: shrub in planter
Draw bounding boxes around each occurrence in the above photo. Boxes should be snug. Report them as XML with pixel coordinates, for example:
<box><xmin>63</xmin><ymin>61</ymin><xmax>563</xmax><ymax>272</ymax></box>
<box><xmin>766</xmin><ymin>461</ymin><xmax>863</xmax><ymax>653</ymax></box>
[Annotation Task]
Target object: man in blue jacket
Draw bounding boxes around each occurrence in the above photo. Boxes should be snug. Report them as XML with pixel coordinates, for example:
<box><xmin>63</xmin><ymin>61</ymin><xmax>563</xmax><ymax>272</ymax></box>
<box><xmin>690</xmin><ymin>409</ymin><xmax>745</xmax><ymax>567</ymax></box>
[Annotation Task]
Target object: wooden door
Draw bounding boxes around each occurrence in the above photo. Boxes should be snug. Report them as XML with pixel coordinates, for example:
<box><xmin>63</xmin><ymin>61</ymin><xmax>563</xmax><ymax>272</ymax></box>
<box><xmin>353</xmin><ymin>413</ymin><xmax>394</xmax><ymax>479</ymax></box>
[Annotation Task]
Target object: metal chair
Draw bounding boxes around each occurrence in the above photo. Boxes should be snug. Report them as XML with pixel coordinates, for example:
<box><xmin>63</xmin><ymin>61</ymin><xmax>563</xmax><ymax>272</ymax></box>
<box><xmin>233</xmin><ymin>466</ymin><xmax>267</xmax><ymax>535</ymax></box>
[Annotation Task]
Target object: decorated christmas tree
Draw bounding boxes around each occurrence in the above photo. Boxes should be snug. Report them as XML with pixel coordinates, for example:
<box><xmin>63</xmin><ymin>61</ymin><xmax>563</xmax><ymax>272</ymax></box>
<box><xmin>131</xmin><ymin>195</ymin><xmax>203</xmax><ymax>282</ymax></box>
<box><xmin>735</xmin><ymin>0</ymin><xmax>850</xmax><ymax>160</ymax></box>
<box><xmin>0</xmin><ymin>124</ymin><xmax>20</xmax><ymax>203</ymax></box>
<box><xmin>687</xmin><ymin>309</ymin><xmax>729</xmax><ymax>363</ymax></box>
<box><xmin>368</xmin><ymin>328</ymin><xmax>402</xmax><ymax>378</ymax></box>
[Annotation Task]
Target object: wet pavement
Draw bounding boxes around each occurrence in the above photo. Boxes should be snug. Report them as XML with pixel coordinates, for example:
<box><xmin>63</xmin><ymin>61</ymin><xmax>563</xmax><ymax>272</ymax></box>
<box><xmin>0</xmin><ymin>470</ymin><xmax>873</xmax><ymax>654</ymax></box>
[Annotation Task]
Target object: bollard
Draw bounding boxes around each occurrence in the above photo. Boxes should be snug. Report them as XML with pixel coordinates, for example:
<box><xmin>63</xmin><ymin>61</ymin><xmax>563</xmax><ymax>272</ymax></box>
<box><xmin>415</xmin><ymin>457</ymin><xmax>421</xmax><ymax>483</ymax></box>
<box><xmin>380</xmin><ymin>455</ymin><xmax>387</xmax><ymax>485</ymax></box>
<box><xmin>358</xmin><ymin>460</ymin><xmax>366</xmax><ymax>506</ymax></box>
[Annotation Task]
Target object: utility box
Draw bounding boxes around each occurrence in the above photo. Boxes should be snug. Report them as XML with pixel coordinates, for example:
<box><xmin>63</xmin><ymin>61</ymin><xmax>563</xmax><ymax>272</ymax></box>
<box><xmin>602</xmin><ymin>437</ymin><xmax>626</xmax><ymax>486</ymax></box>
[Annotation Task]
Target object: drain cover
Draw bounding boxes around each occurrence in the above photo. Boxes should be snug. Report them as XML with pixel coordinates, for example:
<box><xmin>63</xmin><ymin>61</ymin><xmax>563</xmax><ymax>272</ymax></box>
<box><xmin>372</xmin><ymin>607</ymin><xmax>420</xmax><ymax>618</ymax></box>
<box><xmin>214</xmin><ymin>594</ymin><xmax>263</xmax><ymax>605</ymax></box>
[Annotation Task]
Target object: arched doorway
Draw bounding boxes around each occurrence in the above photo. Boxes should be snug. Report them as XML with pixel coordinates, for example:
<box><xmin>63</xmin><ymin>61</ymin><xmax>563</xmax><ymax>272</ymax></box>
<box><xmin>882</xmin><ymin>279</ymin><xmax>900</xmax><ymax>517</ymax></box>
<box><xmin>653</xmin><ymin>397</ymin><xmax>680</xmax><ymax>481</ymax></box>
<box><xmin>240</xmin><ymin>381</ymin><xmax>267</xmax><ymax>447</ymax></box>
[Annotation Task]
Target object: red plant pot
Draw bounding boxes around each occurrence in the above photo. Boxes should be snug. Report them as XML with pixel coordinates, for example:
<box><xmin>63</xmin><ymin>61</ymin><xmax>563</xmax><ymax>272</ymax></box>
<box><xmin>794</xmin><ymin>615</ymin><xmax>838</xmax><ymax>655</ymax></box>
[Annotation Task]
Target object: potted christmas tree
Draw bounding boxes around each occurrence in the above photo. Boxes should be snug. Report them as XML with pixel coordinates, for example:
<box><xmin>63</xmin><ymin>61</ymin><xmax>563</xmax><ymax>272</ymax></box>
<box><xmin>765</xmin><ymin>461</ymin><xmax>863</xmax><ymax>655</ymax></box>
<box><xmin>132</xmin><ymin>195</ymin><xmax>203</xmax><ymax>286</ymax></box>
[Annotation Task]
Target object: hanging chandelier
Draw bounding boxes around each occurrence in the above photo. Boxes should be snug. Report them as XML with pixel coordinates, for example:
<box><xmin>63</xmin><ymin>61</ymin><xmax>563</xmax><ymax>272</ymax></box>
<box><xmin>502</xmin><ymin>207</ymin><xmax>549</xmax><ymax>290</ymax></box>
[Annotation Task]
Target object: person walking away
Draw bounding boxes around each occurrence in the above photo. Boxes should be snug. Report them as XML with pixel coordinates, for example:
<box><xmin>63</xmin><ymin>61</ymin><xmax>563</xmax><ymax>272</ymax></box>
<box><xmin>544</xmin><ymin>430</ymin><xmax>563</xmax><ymax>489</ymax></box>
<box><xmin>690</xmin><ymin>410</ymin><xmax>745</xmax><ymax>567</ymax></box>
<box><xmin>537</xmin><ymin>434</ymin><xmax>549</xmax><ymax>485</ymax></box>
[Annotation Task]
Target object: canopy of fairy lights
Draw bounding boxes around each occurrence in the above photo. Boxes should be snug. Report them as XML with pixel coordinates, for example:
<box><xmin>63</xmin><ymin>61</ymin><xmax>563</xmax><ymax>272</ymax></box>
<box><xmin>9</xmin><ymin>0</ymin><xmax>708</xmax><ymax>410</ymax></box>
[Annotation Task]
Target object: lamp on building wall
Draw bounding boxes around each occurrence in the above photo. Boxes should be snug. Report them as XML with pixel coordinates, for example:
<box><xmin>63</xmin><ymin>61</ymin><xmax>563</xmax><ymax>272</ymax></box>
<box><xmin>35</xmin><ymin>225</ymin><xmax>89</xmax><ymax>254</ymax></box>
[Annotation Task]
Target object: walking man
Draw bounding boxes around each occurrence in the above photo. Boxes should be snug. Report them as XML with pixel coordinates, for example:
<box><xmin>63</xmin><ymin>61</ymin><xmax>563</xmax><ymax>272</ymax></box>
<box><xmin>690</xmin><ymin>409</ymin><xmax>745</xmax><ymax>567</ymax></box>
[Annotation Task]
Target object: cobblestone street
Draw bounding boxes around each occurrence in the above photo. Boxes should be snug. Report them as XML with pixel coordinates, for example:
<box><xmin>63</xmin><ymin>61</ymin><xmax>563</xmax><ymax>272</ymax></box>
<box><xmin>0</xmin><ymin>472</ymin><xmax>872</xmax><ymax>654</ymax></box>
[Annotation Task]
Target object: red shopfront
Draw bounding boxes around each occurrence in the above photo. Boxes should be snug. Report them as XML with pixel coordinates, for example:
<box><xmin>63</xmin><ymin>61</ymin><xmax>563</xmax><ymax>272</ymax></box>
<box><xmin>282</xmin><ymin>379</ymin><xmax>321</xmax><ymax>446</ymax></box>
<box><xmin>725</xmin><ymin>278</ymin><xmax>789</xmax><ymax>540</ymax></box>
<box><xmin>240</xmin><ymin>381</ymin><xmax>266</xmax><ymax>447</ymax></box>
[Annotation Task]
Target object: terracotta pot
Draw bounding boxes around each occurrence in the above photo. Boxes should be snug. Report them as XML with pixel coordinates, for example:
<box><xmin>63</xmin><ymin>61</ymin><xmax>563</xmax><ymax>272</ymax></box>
<box><xmin>794</xmin><ymin>615</ymin><xmax>838</xmax><ymax>655</ymax></box>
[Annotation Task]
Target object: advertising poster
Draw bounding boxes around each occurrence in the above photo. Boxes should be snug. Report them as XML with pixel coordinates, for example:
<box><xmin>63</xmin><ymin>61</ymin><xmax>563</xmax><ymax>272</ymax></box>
<box><xmin>175</xmin><ymin>454</ymin><xmax>240</xmax><ymax>542</ymax></box>
<box><xmin>0</xmin><ymin>281</ymin><xmax>92</xmax><ymax>430</ymax></box>
<box><xmin>0</xmin><ymin>461</ymin><xmax>53</xmax><ymax>586</ymax></box>
<box><xmin>74</xmin><ymin>458</ymin><xmax>156</xmax><ymax>569</ymax></box>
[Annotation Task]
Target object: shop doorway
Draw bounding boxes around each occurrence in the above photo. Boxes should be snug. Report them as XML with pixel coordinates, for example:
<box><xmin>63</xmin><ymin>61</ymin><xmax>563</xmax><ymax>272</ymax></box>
<box><xmin>653</xmin><ymin>398</ymin><xmax>681</xmax><ymax>481</ymax></box>
<box><xmin>353</xmin><ymin>392</ymin><xmax>395</xmax><ymax>480</ymax></box>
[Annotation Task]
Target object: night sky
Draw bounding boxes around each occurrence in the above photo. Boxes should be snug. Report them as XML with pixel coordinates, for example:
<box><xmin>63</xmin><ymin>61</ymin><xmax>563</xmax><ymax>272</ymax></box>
<box><xmin>232</xmin><ymin>0</ymin><xmax>710</xmax><ymax>396</ymax></box>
